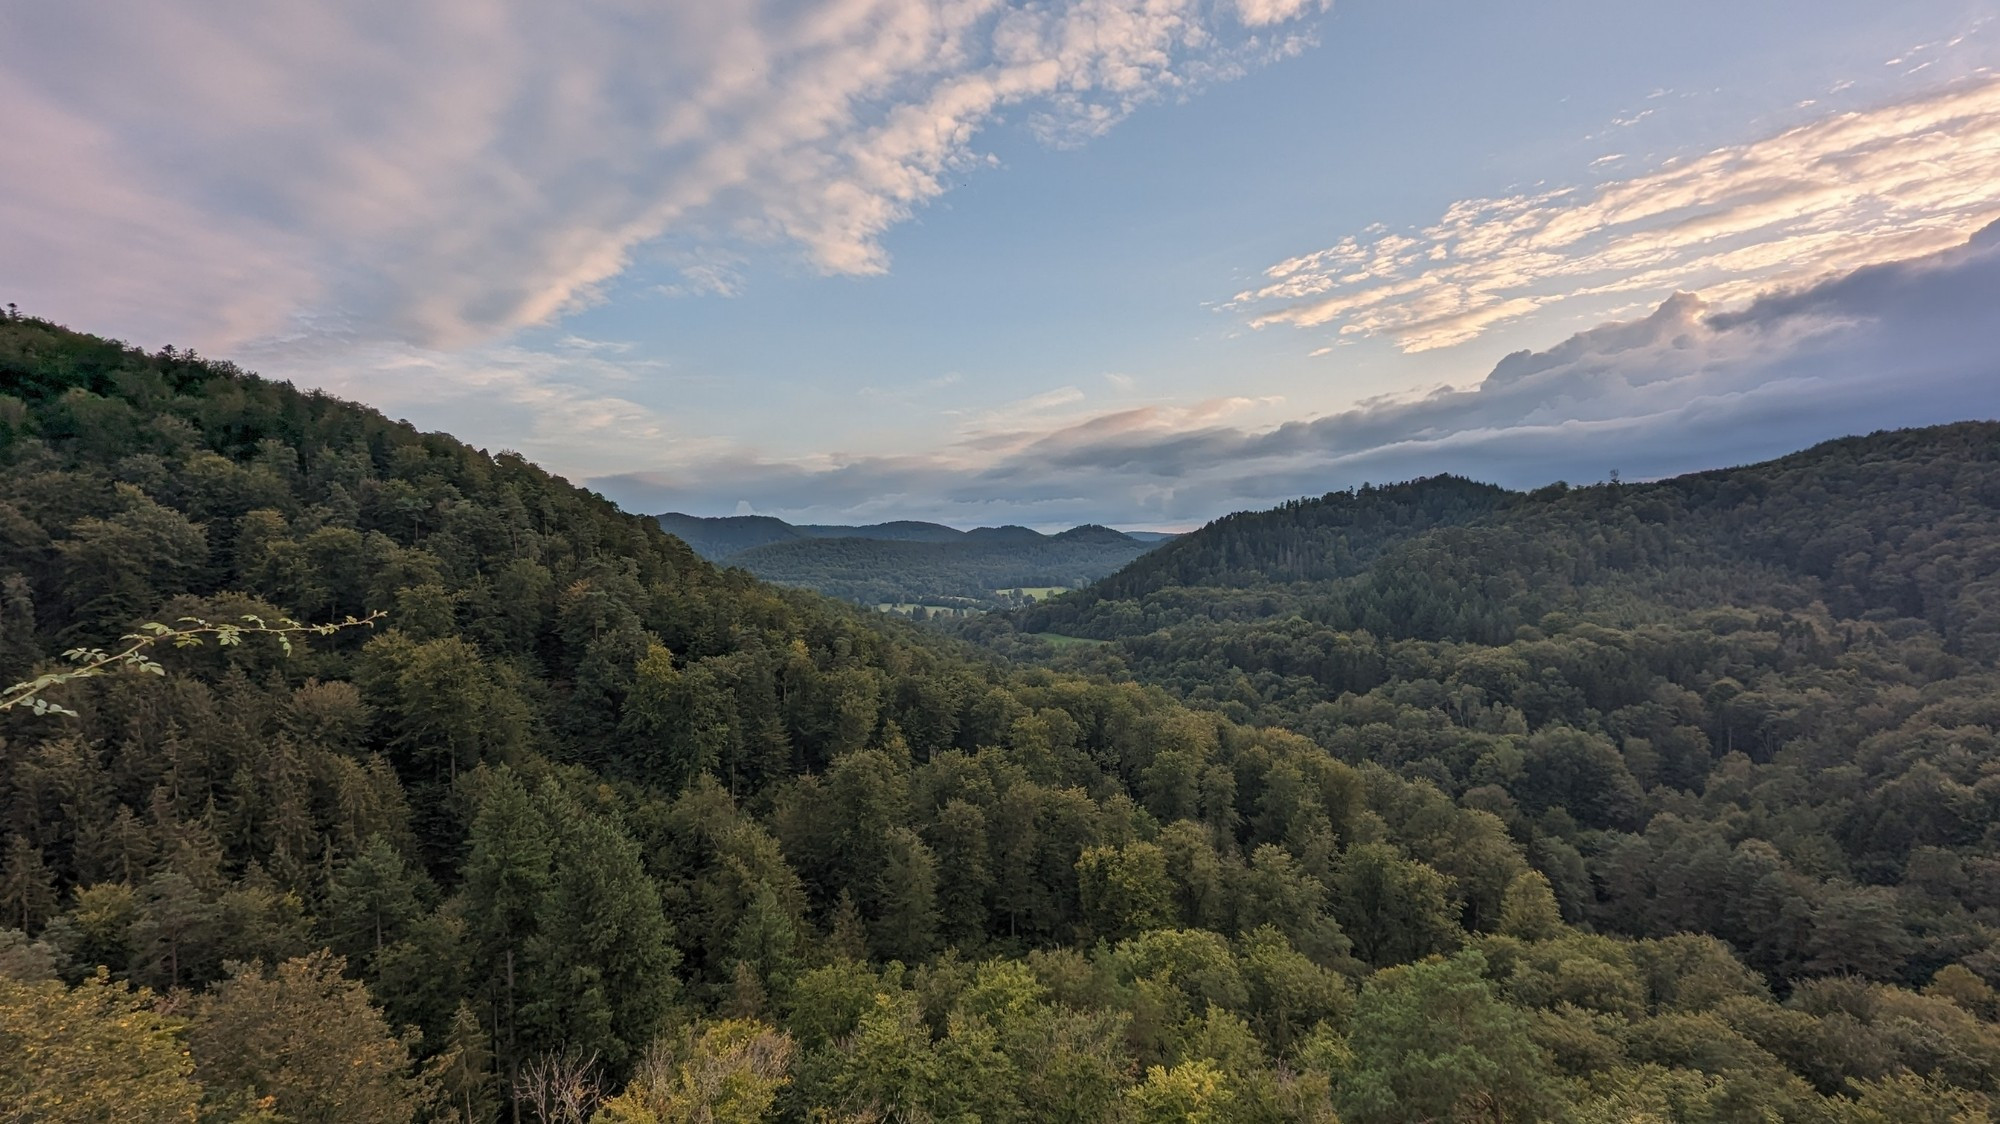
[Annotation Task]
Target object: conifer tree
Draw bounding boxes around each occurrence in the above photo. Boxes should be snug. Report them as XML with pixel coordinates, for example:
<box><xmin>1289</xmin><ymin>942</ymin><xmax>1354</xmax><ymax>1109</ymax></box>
<box><xmin>730</xmin><ymin>883</ymin><xmax>802</xmax><ymax>999</ymax></box>
<box><xmin>825</xmin><ymin>891</ymin><xmax>870</xmax><ymax>964</ymax></box>
<box><xmin>128</xmin><ymin>870</ymin><xmax>220</xmax><ymax>990</ymax></box>
<box><xmin>926</xmin><ymin>798</ymin><xmax>994</xmax><ymax>949</ymax></box>
<box><xmin>521</xmin><ymin>786</ymin><xmax>679</xmax><ymax>1072</ymax></box>
<box><xmin>870</xmin><ymin>827</ymin><xmax>939</xmax><ymax>963</ymax></box>
<box><xmin>457</xmin><ymin>770</ymin><xmax>551</xmax><ymax>1119</ymax></box>
<box><xmin>324</xmin><ymin>834</ymin><xmax>430</xmax><ymax>972</ymax></box>
<box><xmin>0</xmin><ymin>835</ymin><xmax>58</xmax><ymax>934</ymax></box>
<box><xmin>426</xmin><ymin>1001</ymin><xmax>499</xmax><ymax>1124</ymax></box>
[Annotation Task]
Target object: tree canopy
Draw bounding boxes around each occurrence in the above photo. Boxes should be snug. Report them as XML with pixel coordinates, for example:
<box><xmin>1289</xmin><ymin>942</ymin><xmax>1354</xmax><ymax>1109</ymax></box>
<box><xmin>5</xmin><ymin>311</ymin><xmax>2000</xmax><ymax>1122</ymax></box>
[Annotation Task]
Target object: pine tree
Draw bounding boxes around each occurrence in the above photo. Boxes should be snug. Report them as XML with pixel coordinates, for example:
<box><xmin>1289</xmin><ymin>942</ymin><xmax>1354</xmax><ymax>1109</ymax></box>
<box><xmin>825</xmin><ymin>891</ymin><xmax>870</xmax><ymax>963</ymax></box>
<box><xmin>925</xmin><ymin>799</ymin><xmax>993</xmax><ymax>949</ymax></box>
<box><xmin>731</xmin><ymin>883</ymin><xmax>802</xmax><ymax>999</ymax></box>
<box><xmin>425</xmin><ymin>1001</ymin><xmax>499</xmax><ymax>1124</ymax></box>
<box><xmin>618</xmin><ymin>642</ymin><xmax>689</xmax><ymax>785</ymax></box>
<box><xmin>520</xmin><ymin>785</ymin><xmax>679</xmax><ymax>1072</ymax></box>
<box><xmin>870</xmin><ymin>828</ymin><xmax>938</xmax><ymax>964</ymax></box>
<box><xmin>0</xmin><ymin>835</ymin><xmax>58</xmax><ymax>934</ymax></box>
<box><xmin>129</xmin><ymin>870</ymin><xmax>220</xmax><ymax>990</ymax></box>
<box><xmin>0</xmin><ymin>574</ymin><xmax>38</xmax><ymax>686</ymax></box>
<box><xmin>457</xmin><ymin>770</ymin><xmax>551</xmax><ymax>1121</ymax></box>
<box><xmin>74</xmin><ymin>804</ymin><xmax>155</xmax><ymax>887</ymax></box>
<box><xmin>723</xmin><ymin>959</ymin><xmax>770</xmax><ymax>1019</ymax></box>
<box><xmin>324</xmin><ymin>834</ymin><xmax>430</xmax><ymax>972</ymax></box>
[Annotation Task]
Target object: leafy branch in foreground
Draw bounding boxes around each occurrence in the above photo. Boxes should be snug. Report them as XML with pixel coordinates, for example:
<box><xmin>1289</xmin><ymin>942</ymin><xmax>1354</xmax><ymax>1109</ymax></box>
<box><xmin>0</xmin><ymin>610</ymin><xmax>387</xmax><ymax>715</ymax></box>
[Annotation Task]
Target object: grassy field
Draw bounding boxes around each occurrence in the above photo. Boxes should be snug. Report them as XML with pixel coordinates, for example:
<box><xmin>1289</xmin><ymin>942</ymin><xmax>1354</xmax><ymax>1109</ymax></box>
<box><xmin>1000</xmin><ymin>586</ymin><xmax>1072</xmax><ymax>601</ymax></box>
<box><xmin>1032</xmin><ymin>632</ymin><xmax>1106</xmax><ymax>649</ymax></box>
<box><xmin>876</xmin><ymin>603</ymin><xmax>976</xmax><ymax>617</ymax></box>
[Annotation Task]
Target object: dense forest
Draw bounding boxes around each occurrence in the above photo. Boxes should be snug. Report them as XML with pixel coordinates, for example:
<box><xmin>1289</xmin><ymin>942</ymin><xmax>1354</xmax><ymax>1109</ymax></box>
<box><xmin>658</xmin><ymin>511</ymin><xmax>1166</xmax><ymax>610</ymax></box>
<box><xmin>6</xmin><ymin>312</ymin><xmax>2000</xmax><ymax>1123</ymax></box>
<box><xmin>725</xmin><ymin>525</ymin><xmax>1161</xmax><ymax>610</ymax></box>
<box><xmin>655</xmin><ymin>513</ymin><xmax>975</xmax><ymax>559</ymax></box>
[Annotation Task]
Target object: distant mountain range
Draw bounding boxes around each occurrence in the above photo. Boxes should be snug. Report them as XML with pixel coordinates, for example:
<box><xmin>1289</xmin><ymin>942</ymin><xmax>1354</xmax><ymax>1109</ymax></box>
<box><xmin>654</xmin><ymin>512</ymin><xmax>1173</xmax><ymax>610</ymax></box>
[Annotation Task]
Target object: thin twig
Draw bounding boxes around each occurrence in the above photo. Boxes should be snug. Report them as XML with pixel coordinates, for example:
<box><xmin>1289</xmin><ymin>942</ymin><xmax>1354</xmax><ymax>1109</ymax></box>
<box><xmin>0</xmin><ymin>610</ymin><xmax>386</xmax><ymax>715</ymax></box>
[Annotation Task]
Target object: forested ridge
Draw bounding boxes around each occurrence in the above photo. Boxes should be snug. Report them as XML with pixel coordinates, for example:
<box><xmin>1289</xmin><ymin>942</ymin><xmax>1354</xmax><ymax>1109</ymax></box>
<box><xmin>656</xmin><ymin>511</ymin><xmax>1164</xmax><ymax>610</ymax></box>
<box><xmin>726</xmin><ymin>525</ymin><xmax>1160</xmax><ymax>609</ymax></box>
<box><xmin>655</xmin><ymin>513</ymin><xmax>981</xmax><ymax>560</ymax></box>
<box><xmin>5</xmin><ymin>312</ymin><xmax>2000</xmax><ymax>1123</ymax></box>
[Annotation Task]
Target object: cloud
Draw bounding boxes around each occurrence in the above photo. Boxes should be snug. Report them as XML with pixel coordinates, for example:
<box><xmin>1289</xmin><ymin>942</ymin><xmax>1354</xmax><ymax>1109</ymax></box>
<box><xmin>594</xmin><ymin>392</ymin><xmax>1289</xmax><ymax>525</ymax></box>
<box><xmin>0</xmin><ymin>0</ymin><xmax>1328</xmax><ymax>354</ymax></box>
<box><xmin>1234</xmin><ymin>0</ymin><xmax>1327</xmax><ymax>29</ymax></box>
<box><xmin>1231</xmin><ymin>76</ymin><xmax>2000</xmax><ymax>351</ymax></box>
<box><xmin>275</xmin><ymin>338</ymin><xmax>719</xmax><ymax>480</ymax></box>
<box><xmin>595</xmin><ymin>222</ymin><xmax>2000</xmax><ymax>526</ymax></box>
<box><xmin>1014</xmin><ymin>386</ymin><xmax>1089</xmax><ymax>412</ymax></box>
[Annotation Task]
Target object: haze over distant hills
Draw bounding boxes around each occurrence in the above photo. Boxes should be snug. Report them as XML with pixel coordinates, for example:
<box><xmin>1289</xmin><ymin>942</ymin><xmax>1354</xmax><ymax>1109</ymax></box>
<box><xmin>655</xmin><ymin>511</ymin><xmax>1171</xmax><ymax>610</ymax></box>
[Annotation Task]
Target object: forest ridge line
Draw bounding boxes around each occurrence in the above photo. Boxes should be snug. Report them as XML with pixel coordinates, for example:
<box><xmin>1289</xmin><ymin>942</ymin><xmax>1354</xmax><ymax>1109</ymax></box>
<box><xmin>5</xmin><ymin>312</ymin><xmax>2000</xmax><ymax>1121</ymax></box>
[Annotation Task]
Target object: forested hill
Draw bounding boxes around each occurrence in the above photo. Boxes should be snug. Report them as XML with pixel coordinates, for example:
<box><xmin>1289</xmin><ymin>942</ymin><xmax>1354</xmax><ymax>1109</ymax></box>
<box><xmin>659</xmin><ymin>510</ymin><xmax>1166</xmax><ymax>610</ymax></box>
<box><xmin>9</xmin><ymin>313</ymin><xmax>2000</xmax><ymax>1123</ymax></box>
<box><xmin>1016</xmin><ymin>423</ymin><xmax>2000</xmax><ymax>649</ymax></box>
<box><xmin>653</xmin><ymin>512</ymin><xmax>810</xmax><ymax>558</ymax></box>
<box><xmin>729</xmin><ymin>523</ymin><xmax>1162</xmax><ymax>608</ymax></box>
<box><xmin>1086</xmin><ymin>474</ymin><xmax>1513</xmax><ymax>601</ymax></box>
<box><xmin>654</xmin><ymin>513</ymin><xmax>970</xmax><ymax>560</ymax></box>
<box><xmin>964</xmin><ymin>422</ymin><xmax>2000</xmax><ymax>1099</ymax></box>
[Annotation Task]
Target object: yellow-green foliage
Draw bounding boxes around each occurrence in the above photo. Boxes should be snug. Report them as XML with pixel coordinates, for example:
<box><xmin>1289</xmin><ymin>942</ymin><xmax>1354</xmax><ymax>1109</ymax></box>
<box><xmin>595</xmin><ymin>1019</ymin><xmax>794</xmax><ymax>1124</ymax></box>
<box><xmin>0</xmin><ymin>970</ymin><xmax>201</xmax><ymax>1124</ymax></box>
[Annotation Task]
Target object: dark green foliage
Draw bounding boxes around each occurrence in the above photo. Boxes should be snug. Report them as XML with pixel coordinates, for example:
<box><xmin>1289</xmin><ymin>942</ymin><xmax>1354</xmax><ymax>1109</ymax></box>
<box><xmin>658</xmin><ymin>510</ymin><xmax>1168</xmax><ymax>610</ymax></box>
<box><xmin>1339</xmin><ymin>950</ymin><xmax>1553</xmax><ymax>1123</ymax></box>
<box><xmin>322</xmin><ymin>835</ymin><xmax>430</xmax><ymax>972</ymax></box>
<box><xmin>968</xmin><ymin>422</ymin><xmax>2000</xmax><ymax>997</ymax></box>
<box><xmin>7</xmin><ymin>316</ymin><xmax>2000</xmax><ymax>1120</ymax></box>
<box><xmin>657</xmin><ymin>512</ymin><xmax>976</xmax><ymax>560</ymax></box>
<box><xmin>518</xmin><ymin>783</ymin><xmax>679</xmax><ymax>1069</ymax></box>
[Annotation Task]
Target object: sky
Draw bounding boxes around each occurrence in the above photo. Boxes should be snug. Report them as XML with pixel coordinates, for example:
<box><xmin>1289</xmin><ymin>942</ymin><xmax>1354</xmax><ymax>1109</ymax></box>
<box><xmin>4</xmin><ymin>1</ymin><xmax>1999</xmax><ymax>530</ymax></box>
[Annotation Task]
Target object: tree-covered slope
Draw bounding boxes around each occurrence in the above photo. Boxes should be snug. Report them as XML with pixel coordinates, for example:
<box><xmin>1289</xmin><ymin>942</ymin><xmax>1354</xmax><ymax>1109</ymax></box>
<box><xmin>6</xmin><ymin>313</ymin><xmax>2000</xmax><ymax>1123</ymax></box>
<box><xmin>963</xmin><ymin>422</ymin><xmax>2000</xmax><ymax>1052</ymax></box>
<box><xmin>648</xmin><ymin>512</ymin><xmax>1168</xmax><ymax>608</ymax></box>
<box><xmin>654</xmin><ymin>512</ymin><xmax>806</xmax><ymax>558</ymax></box>
<box><xmin>728</xmin><ymin>522</ymin><xmax>1162</xmax><ymax>607</ymax></box>
<box><xmin>654</xmin><ymin>513</ymin><xmax>980</xmax><ymax>561</ymax></box>
<box><xmin>1019</xmin><ymin>425</ymin><xmax>2000</xmax><ymax>651</ymax></box>
<box><xmin>794</xmin><ymin>518</ymin><xmax>970</xmax><ymax>543</ymax></box>
<box><xmin>657</xmin><ymin>510</ymin><xmax>1169</xmax><ymax>609</ymax></box>
<box><xmin>1086</xmin><ymin>474</ymin><xmax>1513</xmax><ymax>601</ymax></box>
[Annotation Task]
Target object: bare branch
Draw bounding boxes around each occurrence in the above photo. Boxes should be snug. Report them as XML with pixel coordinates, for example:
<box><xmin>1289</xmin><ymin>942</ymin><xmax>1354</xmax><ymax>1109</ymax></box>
<box><xmin>0</xmin><ymin>610</ymin><xmax>386</xmax><ymax>715</ymax></box>
<box><xmin>516</xmin><ymin>1048</ymin><xmax>603</xmax><ymax>1124</ymax></box>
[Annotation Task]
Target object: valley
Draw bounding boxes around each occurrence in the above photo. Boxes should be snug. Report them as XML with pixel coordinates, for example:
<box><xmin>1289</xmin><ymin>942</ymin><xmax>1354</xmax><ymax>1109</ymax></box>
<box><xmin>657</xmin><ymin>511</ymin><xmax>1171</xmax><ymax>611</ymax></box>
<box><xmin>5</xmin><ymin>315</ymin><xmax>2000</xmax><ymax>1121</ymax></box>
